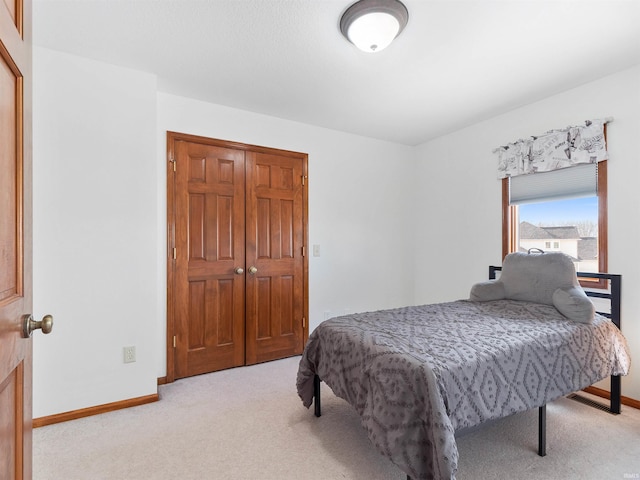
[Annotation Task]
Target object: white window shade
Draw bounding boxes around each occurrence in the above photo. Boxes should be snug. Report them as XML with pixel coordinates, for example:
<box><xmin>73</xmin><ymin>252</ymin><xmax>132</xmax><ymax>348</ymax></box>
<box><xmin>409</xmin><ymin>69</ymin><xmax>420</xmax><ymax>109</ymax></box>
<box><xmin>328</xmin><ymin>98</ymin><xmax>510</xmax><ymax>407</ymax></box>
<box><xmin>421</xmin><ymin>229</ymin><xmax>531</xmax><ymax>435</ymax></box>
<box><xmin>509</xmin><ymin>163</ymin><xmax>597</xmax><ymax>205</ymax></box>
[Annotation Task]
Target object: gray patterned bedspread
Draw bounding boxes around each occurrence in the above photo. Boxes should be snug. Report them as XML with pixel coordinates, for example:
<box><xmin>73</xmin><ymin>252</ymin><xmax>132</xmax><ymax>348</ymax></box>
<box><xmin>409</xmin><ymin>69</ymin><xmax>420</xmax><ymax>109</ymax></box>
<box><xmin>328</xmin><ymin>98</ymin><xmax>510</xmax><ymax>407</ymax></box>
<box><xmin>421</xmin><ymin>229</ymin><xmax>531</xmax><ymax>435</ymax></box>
<box><xmin>296</xmin><ymin>299</ymin><xmax>631</xmax><ymax>480</ymax></box>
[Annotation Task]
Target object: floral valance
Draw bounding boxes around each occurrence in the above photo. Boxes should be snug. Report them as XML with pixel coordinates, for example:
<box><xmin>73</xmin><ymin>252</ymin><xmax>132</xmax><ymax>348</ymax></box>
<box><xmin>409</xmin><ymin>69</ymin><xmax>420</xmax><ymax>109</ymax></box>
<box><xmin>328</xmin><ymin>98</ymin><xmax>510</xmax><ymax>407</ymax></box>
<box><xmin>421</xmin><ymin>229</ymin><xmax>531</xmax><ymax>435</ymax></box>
<box><xmin>495</xmin><ymin>118</ymin><xmax>610</xmax><ymax>179</ymax></box>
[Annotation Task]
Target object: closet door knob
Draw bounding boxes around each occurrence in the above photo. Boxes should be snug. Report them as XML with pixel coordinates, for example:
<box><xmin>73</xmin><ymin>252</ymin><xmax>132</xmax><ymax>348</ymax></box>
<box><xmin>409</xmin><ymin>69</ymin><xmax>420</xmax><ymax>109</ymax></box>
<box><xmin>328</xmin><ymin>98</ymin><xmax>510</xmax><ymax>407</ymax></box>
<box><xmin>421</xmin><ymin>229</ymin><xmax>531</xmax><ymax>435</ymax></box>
<box><xmin>234</xmin><ymin>267</ymin><xmax>244</xmax><ymax>275</ymax></box>
<box><xmin>248</xmin><ymin>266</ymin><xmax>258</xmax><ymax>275</ymax></box>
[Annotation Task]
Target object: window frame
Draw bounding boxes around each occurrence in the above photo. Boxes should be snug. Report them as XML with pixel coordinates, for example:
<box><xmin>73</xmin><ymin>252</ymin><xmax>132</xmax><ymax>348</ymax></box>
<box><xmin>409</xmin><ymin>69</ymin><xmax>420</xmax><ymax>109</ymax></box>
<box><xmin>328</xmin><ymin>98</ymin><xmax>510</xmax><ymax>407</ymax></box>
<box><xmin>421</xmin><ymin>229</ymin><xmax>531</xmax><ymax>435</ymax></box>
<box><xmin>502</xmin><ymin>160</ymin><xmax>608</xmax><ymax>289</ymax></box>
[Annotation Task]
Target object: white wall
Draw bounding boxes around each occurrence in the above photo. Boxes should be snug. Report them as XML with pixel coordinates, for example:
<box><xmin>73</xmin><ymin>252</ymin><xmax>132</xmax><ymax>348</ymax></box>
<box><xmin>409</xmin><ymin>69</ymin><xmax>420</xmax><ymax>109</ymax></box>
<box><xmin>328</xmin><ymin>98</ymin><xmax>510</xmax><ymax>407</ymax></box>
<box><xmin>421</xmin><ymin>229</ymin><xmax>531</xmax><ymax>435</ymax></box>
<box><xmin>156</xmin><ymin>93</ymin><xmax>417</xmax><ymax>374</ymax></box>
<box><xmin>413</xmin><ymin>65</ymin><xmax>640</xmax><ymax>400</ymax></box>
<box><xmin>32</xmin><ymin>48</ymin><xmax>159</xmax><ymax>417</ymax></box>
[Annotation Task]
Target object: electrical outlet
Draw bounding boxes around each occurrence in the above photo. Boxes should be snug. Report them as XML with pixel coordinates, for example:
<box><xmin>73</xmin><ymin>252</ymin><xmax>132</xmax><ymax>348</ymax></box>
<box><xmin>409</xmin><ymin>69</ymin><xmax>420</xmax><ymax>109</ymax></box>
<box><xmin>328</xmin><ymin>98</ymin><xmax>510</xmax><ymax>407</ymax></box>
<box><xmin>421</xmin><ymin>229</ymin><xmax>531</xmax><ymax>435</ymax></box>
<box><xmin>123</xmin><ymin>346</ymin><xmax>136</xmax><ymax>363</ymax></box>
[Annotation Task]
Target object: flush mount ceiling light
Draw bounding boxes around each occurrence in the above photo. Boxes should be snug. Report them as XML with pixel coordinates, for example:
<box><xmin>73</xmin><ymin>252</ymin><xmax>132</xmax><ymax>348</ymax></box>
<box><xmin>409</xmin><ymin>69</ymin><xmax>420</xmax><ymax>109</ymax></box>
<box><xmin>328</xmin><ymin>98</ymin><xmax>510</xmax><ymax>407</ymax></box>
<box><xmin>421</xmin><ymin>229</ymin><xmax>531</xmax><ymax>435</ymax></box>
<box><xmin>340</xmin><ymin>0</ymin><xmax>409</xmax><ymax>53</ymax></box>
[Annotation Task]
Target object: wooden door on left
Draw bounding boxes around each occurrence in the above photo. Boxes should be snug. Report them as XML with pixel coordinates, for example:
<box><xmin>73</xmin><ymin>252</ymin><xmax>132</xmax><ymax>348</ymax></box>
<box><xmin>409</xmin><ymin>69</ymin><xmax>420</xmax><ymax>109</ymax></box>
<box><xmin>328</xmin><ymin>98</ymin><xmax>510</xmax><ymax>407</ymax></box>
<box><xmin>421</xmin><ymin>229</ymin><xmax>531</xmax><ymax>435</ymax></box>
<box><xmin>0</xmin><ymin>0</ymin><xmax>33</xmax><ymax>478</ymax></box>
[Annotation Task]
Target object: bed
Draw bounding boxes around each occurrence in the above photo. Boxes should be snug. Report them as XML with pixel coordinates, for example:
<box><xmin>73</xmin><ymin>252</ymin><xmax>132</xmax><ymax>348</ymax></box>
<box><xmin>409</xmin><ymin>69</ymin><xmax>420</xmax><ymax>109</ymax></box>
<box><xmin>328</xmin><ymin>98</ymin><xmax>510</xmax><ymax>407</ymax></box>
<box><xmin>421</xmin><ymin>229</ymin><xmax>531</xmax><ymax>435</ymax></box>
<box><xmin>296</xmin><ymin>253</ymin><xmax>631</xmax><ymax>480</ymax></box>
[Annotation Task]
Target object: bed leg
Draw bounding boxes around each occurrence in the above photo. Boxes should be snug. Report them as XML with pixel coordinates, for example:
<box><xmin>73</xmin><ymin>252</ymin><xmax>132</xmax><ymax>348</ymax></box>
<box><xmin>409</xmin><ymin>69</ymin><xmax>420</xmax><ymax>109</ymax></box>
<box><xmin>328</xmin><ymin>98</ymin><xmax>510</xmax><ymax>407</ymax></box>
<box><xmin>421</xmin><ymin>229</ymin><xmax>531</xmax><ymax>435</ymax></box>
<box><xmin>538</xmin><ymin>405</ymin><xmax>546</xmax><ymax>457</ymax></box>
<box><xmin>314</xmin><ymin>374</ymin><xmax>321</xmax><ymax>417</ymax></box>
<box><xmin>610</xmin><ymin>375</ymin><xmax>621</xmax><ymax>414</ymax></box>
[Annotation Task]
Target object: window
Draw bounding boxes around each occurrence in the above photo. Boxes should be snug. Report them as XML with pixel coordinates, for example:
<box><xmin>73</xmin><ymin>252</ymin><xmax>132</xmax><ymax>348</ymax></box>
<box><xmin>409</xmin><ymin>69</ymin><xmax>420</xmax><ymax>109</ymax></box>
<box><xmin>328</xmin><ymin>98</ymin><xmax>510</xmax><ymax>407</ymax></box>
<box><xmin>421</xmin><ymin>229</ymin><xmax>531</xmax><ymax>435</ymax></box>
<box><xmin>502</xmin><ymin>161</ymin><xmax>607</xmax><ymax>288</ymax></box>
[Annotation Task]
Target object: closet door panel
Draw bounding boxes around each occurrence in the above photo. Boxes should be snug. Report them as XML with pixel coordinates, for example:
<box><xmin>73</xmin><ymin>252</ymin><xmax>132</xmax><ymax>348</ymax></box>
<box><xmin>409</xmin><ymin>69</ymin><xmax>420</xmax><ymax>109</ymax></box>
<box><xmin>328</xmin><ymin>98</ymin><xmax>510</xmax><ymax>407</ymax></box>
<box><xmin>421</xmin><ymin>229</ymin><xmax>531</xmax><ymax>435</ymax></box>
<box><xmin>245</xmin><ymin>151</ymin><xmax>304</xmax><ymax>364</ymax></box>
<box><xmin>174</xmin><ymin>140</ymin><xmax>245</xmax><ymax>378</ymax></box>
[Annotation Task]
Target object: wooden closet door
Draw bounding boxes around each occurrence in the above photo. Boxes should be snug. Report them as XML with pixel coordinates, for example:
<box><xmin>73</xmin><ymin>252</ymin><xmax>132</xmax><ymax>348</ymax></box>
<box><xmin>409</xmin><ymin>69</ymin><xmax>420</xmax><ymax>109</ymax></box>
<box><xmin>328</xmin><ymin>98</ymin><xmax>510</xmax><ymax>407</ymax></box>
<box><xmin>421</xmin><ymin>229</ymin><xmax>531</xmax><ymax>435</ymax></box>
<box><xmin>173</xmin><ymin>140</ymin><xmax>246</xmax><ymax>378</ymax></box>
<box><xmin>245</xmin><ymin>151</ymin><xmax>305</xmax><ymax>364</ymax></box>
<box><xmin>168</xmin><ymin>133</ymin><xmax>308</xmax><ymax>380</ymax></box>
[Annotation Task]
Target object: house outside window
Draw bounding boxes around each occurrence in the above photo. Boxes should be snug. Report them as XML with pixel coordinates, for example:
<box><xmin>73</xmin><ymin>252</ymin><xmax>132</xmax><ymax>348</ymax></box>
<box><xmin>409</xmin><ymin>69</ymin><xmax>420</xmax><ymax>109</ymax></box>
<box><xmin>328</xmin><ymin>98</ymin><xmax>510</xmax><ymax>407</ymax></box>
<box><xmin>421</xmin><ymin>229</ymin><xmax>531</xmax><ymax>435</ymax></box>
<box><xmin>518</xmin><ymin>214</ymin><xmax>598</xmax><ymax>273</ymax></box>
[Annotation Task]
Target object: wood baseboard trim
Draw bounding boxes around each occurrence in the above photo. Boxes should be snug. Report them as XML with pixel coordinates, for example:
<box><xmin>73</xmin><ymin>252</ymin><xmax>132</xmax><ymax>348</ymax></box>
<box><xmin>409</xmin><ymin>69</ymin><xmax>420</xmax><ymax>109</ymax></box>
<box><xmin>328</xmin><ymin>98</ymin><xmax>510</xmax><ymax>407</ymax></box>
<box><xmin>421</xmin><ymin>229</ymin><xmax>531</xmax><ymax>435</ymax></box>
<box><xmin>157</xmin><ymin>376</ymin><xmax>168</xmax><ymax>385</ymax></box>
<box><xmin>583</xmin><ymin>386</ymin><xmax>640</xmax><ymax>410</ymax></box>
<box><xmin>33</xmin><ymin>393</ymin><xmax>159</xmax><ymax>428</ymax></box>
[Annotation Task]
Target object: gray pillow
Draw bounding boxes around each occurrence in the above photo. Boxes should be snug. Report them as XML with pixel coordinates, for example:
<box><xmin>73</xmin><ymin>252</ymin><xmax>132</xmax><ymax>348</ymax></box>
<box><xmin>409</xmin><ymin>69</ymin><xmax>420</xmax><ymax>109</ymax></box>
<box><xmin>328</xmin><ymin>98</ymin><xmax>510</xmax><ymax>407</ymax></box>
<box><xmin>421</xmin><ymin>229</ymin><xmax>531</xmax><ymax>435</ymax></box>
<box><xmin>470</xmin><ymin>252</ymin><xmax>595</xmax><ymax>323</ymax></box>
<box><xmin>470</xmin><ymin>280</ymin><xmax>505</xmax><ymax>301</ymax></box>
<box><xmin>552</xmin><ymin>286</ymin><xmax>595</xmax><ymax>324</ymax></box>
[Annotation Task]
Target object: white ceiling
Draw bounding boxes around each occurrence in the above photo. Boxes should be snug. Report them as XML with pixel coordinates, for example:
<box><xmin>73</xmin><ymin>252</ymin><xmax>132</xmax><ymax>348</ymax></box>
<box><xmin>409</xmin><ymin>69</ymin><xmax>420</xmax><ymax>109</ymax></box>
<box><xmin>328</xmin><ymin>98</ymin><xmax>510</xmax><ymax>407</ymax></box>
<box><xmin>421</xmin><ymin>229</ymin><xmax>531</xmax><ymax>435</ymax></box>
<box><xmin>33</xmin><ymin>0</ymin><xmax>640</xmax><ymax>146</ymax></box>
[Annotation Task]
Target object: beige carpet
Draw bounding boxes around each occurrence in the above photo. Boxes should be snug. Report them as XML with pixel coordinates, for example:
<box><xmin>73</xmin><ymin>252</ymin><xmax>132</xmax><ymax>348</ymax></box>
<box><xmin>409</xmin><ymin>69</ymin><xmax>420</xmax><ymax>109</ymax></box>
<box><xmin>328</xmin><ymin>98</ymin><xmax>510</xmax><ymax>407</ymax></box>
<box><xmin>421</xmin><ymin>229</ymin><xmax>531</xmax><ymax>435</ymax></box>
<box><xmin>34</xmin><ymin>356</ymin><xmax>640</xmax><ymax>479</ymax></box>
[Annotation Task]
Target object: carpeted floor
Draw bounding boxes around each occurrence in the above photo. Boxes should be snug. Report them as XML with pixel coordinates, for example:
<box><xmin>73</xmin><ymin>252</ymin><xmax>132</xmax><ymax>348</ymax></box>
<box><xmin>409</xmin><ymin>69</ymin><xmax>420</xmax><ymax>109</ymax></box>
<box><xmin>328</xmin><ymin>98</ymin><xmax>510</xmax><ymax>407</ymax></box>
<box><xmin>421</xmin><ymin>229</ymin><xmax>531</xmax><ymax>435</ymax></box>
<box><xmin>33</xmin><ymin>356</ymin><xmax>640</xmax><ymax>479</ymax></box>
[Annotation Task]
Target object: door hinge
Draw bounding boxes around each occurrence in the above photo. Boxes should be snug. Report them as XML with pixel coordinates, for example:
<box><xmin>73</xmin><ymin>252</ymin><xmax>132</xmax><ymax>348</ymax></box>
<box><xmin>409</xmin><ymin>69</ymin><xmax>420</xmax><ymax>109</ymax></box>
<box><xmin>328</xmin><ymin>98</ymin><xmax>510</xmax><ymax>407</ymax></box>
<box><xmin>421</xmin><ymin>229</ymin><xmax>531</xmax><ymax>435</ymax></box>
<box><xmin>169</xmin><ymin>156</ymin><xmax>176</xmax><ymax>172</ymax></box>
<box><xmin>172</xmin><ymin>247</ymin><xmax>177</xmax><ymax>260</ymax></box>
<box><xmin>302</xmin><ymin>317</ymin><xmax>306</xmax><ymax>328</ymax></box>
<box><xmin>173</xmin><ymin>335</ymin><xmax>176</xmax><ymax>348</ymax></box>
<box><xmin>301</xmin><ymin>175</ymin><xmax>307</xmax><ymax>186</ymax></box>
<box><xmin>301</xmin><ymin>246</ymin><xmax>306</xmax><ymax>257</ymax></box>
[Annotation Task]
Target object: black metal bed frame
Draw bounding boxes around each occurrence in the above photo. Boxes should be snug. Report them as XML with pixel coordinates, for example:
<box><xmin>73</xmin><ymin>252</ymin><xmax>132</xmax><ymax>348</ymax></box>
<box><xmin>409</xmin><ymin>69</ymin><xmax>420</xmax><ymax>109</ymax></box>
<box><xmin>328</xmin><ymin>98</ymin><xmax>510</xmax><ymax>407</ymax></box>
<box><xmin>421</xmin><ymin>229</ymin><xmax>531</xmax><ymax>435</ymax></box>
<box><xmin>490</xmin><ymin>266</ymin><xmax>623</xmax><ymax>458</ymax></box>
<box><xmin>312</xmin><ymin>268</ymin><xmax>623</xmax><ymax>478</ymax></box>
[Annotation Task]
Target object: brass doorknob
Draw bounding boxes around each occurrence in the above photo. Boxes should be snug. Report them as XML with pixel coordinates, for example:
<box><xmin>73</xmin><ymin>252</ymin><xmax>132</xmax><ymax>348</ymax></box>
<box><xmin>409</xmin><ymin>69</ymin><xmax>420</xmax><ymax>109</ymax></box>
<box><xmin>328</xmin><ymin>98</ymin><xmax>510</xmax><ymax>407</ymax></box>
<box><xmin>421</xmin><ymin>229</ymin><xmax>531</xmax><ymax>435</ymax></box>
<box><xmin>22</xmin><ymin>314</ymin><xmax>54</xmax><ymax>338</ymax></box>
<box><xmin>248</xmin><ymin>266</ymin><xmax>258</xmax><ymax>275</ymax></box>
<box><xmin>234</xmin><ymin>267</ymin><xmax>244</xmax><ymax>275</ymax></box>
